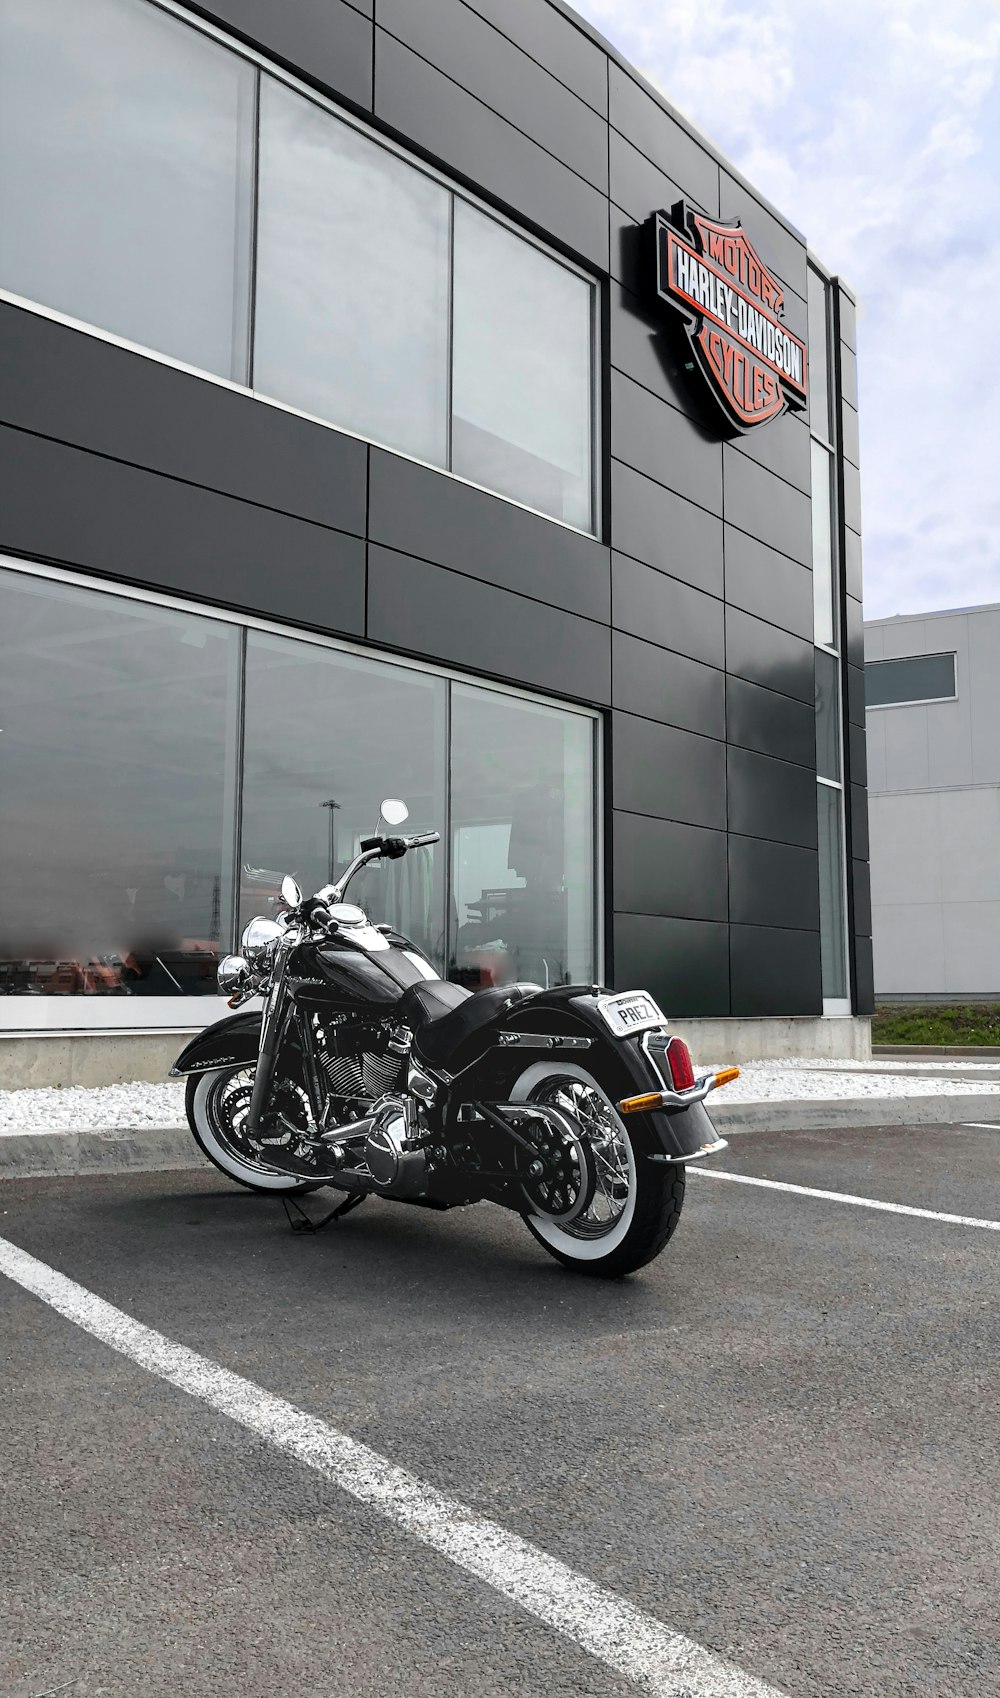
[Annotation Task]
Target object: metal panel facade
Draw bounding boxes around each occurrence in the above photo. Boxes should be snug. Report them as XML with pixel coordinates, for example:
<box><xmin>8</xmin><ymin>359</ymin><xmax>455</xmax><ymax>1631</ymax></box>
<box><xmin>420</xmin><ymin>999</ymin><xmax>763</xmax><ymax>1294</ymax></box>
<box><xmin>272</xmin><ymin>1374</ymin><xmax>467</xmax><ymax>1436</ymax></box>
<box><xmin>0</xmin><ymin>0</ymin><xmax>869</xmax><ymax>1018</ymax></box>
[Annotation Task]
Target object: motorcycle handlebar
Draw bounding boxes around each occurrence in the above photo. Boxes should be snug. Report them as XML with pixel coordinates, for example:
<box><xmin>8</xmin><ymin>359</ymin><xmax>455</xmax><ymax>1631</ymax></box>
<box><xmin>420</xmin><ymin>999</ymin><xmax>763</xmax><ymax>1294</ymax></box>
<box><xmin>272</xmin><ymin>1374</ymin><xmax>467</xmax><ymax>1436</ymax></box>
<box><xmin>309</xmin><ymin>830</ymin><xmax>441</xmax><ymax>914</ymax></box>
<box><xmin>358</xmin><ymin>831</ymin><xmax>440</xmax><ymax>854</ymax></box>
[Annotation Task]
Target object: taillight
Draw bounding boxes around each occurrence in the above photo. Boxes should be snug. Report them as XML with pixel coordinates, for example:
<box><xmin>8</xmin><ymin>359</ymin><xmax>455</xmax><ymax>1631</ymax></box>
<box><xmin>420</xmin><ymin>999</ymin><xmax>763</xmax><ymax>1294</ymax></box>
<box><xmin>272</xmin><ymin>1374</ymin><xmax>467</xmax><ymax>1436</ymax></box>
<box><xmin>665</xmin><ymin>1037</ymin><xmax>695</xmax><ymax>1092</ymax></box>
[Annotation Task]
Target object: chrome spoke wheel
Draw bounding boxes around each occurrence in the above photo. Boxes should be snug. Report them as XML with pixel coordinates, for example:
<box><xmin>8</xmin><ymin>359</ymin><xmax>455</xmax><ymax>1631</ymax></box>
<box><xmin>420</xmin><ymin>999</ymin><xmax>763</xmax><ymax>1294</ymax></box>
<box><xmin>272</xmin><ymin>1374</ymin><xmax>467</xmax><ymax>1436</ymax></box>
<box><xmin>511</xmin><ymin>1060</ymin><xmax>685</xmax><ymax>1276</ymax></box>
<box><xmin>205</xmin><ymin>1067</ymin><xmax>258</xmax><ymax>1162</ymax></box>
<box><xmin>527</xmin><ymin>1076</ymin><xmax>634</xmax><ymax>1242</ymax></box>
<box><xmin>186</xmin><ymin>1063</ymin><xmax>319</xmax><ymax>1194</ymax></box>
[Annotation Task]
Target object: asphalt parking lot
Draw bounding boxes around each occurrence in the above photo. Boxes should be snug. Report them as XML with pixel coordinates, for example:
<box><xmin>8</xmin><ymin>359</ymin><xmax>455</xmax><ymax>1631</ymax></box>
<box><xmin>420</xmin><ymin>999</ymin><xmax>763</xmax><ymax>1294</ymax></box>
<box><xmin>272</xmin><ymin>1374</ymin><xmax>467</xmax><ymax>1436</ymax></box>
<box><xmin>1</xmin><ymin>1119</ymin><xmax>997</xmax><ymax>1698</ymax></box>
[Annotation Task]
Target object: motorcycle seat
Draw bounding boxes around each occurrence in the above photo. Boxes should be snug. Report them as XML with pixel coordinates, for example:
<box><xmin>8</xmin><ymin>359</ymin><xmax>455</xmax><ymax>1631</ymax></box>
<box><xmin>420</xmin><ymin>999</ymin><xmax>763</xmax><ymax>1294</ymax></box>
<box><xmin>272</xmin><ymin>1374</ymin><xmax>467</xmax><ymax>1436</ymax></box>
<box><xmin>402</xmin><ymin>980</ymin><xmax>541</xmax><ymax>1068</ymax></box>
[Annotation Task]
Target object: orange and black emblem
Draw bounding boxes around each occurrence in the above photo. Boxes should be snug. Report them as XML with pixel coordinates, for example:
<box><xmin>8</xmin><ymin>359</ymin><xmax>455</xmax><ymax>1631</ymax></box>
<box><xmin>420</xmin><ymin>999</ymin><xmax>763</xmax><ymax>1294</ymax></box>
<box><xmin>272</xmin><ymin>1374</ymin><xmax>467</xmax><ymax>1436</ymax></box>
<box><xmin>652</xmin><ymin>201</ymin><xmax>808</xmax><ymax>433</ymax></box>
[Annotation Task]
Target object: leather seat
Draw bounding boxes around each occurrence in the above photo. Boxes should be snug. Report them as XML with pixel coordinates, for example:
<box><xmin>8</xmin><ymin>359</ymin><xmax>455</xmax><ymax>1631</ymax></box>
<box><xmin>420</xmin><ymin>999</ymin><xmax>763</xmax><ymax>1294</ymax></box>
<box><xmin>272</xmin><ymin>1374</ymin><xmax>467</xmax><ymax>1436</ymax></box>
<box><xmin>401</xmin><ymin>979</ymin><xmax>540</xmax><ymax>1068</ymax></box>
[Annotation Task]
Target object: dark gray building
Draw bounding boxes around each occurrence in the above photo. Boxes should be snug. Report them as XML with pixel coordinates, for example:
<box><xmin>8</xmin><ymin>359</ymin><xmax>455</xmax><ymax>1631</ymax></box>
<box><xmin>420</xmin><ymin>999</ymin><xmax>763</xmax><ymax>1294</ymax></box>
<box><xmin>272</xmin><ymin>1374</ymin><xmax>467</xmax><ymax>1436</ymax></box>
<box><xmin>0</xmin><ymin>0</ymin><xmax>871</xmax><ymax>1076</ymax></box>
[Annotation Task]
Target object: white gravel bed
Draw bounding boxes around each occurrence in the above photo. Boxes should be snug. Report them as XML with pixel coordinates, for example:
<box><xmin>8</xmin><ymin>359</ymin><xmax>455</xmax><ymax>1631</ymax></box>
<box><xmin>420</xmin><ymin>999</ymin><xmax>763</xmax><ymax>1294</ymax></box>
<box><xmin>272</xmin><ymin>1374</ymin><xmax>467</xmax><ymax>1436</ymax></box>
<box><xmin>2</xmin><ymin>1056</ymin><xmax>1000</xmax><ymax>1135</ymax></box>
<box><xmin>0</xmin><ymin>1081</ymin><xmax>186</xmax><ymax>1135</ymax></box>
<box><xmin>700</xmin><ymin>1061</ymin><xmax>1000</xmax><ymax>1104</ymax></box>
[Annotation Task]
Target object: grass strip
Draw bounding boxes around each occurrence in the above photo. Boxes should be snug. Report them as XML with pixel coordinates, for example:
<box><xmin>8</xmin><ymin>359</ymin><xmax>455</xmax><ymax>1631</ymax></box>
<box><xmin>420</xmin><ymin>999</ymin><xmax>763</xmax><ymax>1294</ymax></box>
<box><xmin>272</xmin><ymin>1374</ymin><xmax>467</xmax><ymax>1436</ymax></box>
<box><xmin>873</xmin><ymin>1003</ymin><xmax>1000</xmax><ymax>1047</ymax></box>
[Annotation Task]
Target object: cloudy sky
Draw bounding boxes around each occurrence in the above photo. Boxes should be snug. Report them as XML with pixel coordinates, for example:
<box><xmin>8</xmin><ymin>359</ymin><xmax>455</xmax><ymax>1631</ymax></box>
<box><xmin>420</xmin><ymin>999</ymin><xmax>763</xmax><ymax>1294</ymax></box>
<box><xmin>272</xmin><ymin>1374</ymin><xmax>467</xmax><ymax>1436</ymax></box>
<box><xmin>576</xmin><ymin>0</ymin><xmax>1000</xmax><ymax>620</ymax></box>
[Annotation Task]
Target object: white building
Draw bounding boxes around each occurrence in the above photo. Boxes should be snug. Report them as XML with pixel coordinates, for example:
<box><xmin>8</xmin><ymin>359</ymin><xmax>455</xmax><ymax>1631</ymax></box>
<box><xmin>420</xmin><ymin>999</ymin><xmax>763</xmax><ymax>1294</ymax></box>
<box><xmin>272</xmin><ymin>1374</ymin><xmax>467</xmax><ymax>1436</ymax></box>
<box><xmin>865</xmin><ymin>603</ymin><xmax>1000</xmax><ymax>998</ymax></box>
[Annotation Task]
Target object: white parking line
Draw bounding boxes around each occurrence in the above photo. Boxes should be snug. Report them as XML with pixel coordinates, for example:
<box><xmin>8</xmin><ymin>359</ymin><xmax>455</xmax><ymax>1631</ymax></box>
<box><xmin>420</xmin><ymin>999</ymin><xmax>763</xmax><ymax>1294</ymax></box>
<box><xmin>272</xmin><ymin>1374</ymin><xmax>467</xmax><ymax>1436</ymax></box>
<box><xmin>960</xmin><ymin>1123</ymin><xmax>1000</xmax><ymax>1131</ymax></box>
<box><xmin>0</xmin><ymin>1232</ymin><xmax>785</xmax><ymax>1698</ymax></box>
<box><xmin>690</xmin><ymin>1168</ymin><xmax>1000</xmax><ymax>1230</ymax></box>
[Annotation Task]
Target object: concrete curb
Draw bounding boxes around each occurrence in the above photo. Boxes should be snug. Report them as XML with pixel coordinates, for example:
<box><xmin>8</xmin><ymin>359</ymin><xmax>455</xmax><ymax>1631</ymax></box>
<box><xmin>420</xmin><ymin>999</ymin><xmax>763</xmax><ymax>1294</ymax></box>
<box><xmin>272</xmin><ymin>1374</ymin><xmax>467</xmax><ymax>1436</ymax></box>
<box><xmin>711</xmin><ymin>1095</ymin><xmax>1000</xmax><ymax>1134</ymax></box>
<box><xmin>0</xmin><ymin>1125</ymin><xmax>196</xmax><ymax>1180</ymax></box>
<box><xmin>3</xmin><ymin>1094</ymin><xmax>1000</xmax><ymax>1179</ymax></box>
<box><xmin>873</xmin><ymin>1044</ymin><xmax>1000</xmax><ymax>1059</ymax></box>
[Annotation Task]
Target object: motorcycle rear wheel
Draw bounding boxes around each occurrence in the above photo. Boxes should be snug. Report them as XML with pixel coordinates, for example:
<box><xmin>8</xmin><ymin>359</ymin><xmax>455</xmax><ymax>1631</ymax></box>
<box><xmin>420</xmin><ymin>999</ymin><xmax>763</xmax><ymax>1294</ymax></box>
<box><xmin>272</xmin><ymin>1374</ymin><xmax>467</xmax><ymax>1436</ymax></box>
<box><xmin>510</xmin><ymin>1062</ymin><xmax>685</xmax><ymax>1278</ymax></box>
<box><xmin>186</xmin><ymin>1065</ymin><xmax>323</xmax><ymax>1194</ymax></box>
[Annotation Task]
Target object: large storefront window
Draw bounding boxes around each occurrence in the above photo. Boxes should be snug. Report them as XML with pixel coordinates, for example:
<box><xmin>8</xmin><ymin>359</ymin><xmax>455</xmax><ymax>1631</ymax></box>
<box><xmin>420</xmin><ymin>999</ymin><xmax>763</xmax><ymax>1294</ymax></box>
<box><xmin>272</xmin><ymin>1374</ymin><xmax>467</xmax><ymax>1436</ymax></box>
<box><xmin>809</xmin><ymin>263</ymin><xmax>850</xmax><ymax>1009</ymax></box>
<box><xmin>0</xmin><ymin>0</ymin><xmax>255</xmax><ymax>380</ymax></box>
<box><xmin>0</xmin><ymin>566</ymin><xmax>598</xmax><ymax>1013</ymax></box>
<box><xmin>0</xmin><ymin>569</ymin><xmax>240</xmax><ymax>997</ymax></box>
<box><xmin>254</xmin><ymin>77</ymin><xmax>451</xmax><ymax>466</ymax></box>
<box><xmin>450</xmin><ymin>687</ymin><xmax>595</xmax><ymax>988</ymax></box>
<box><xmin>817</xmin><ymin>783</ymin><xmax>848</xmax><ymax>1001</ymax></box>
<box><xmin>452</xmin><ymin>203</ymin><xmax>594</xmax><ymax>531</ymax></box>
<box><xmin>0</xmin><ymin>0</ymin><xmax>597</xmax><ymax>531</ymax></box>
<box><xmin>240</xmin><ymin>633</ymin><xmax>447</xmax><ymax>968</ymax></box>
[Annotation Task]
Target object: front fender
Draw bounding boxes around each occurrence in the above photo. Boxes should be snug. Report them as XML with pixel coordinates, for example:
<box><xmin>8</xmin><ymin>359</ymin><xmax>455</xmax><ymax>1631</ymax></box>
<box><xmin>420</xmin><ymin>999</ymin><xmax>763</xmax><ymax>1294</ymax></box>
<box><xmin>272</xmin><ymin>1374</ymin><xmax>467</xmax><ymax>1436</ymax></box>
<box><xmin>170</xmin><ymin>1009</ymin><xmax>262</xmax><ymax>1077</ymax></box>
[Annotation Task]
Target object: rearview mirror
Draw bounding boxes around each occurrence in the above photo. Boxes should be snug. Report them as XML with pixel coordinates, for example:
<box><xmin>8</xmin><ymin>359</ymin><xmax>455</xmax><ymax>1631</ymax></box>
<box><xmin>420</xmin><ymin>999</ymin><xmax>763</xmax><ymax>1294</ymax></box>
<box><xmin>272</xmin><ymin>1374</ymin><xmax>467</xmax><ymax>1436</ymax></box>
<box><xmin>380</xmin><ymin>798</ymin><xmax>409</xmax><ymax>827</ymax></box>
<box><xmin>280</xmin><ymin>874</ymin><xmax>302</xmax><ymax>908</ymax></box>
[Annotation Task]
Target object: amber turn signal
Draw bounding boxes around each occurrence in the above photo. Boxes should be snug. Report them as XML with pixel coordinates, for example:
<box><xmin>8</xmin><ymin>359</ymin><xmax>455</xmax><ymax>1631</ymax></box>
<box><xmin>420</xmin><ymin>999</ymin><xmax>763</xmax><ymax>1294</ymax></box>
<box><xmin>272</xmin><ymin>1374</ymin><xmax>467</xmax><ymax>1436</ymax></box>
<box><xmin>617</xmin><ymin>1090</ymin><xmax>667</xmax><ymax>1115</ymax></box>
<box><xmin>713</xmin><ymin>1067</ymin><xmax>740</xmax><ymax>1089</ymax></box>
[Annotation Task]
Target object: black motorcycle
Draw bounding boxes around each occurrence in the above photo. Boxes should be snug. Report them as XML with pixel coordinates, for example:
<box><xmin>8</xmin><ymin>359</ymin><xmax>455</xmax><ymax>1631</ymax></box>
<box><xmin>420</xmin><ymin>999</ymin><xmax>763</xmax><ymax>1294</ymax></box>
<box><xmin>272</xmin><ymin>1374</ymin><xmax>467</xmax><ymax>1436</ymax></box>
<box><xmin>172</xmin><ymin>800</ymin><xmax>737</xmax><ymax>1277</ymax></box>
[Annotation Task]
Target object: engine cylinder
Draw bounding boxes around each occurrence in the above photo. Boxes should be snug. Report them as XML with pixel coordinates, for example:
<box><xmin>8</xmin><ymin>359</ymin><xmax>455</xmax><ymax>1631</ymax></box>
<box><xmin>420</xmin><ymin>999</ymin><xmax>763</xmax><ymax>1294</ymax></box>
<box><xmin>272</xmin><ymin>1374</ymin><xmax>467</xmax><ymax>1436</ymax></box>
<box><xmin>320</xmin><ymin>1051</ymin><xmax>365</xmax><ymax>1096</ymax></box>
<box><xmin>362</xmin><ymin>1049</ymin><xmax>405</xmax><ymax>1098</ymax></box>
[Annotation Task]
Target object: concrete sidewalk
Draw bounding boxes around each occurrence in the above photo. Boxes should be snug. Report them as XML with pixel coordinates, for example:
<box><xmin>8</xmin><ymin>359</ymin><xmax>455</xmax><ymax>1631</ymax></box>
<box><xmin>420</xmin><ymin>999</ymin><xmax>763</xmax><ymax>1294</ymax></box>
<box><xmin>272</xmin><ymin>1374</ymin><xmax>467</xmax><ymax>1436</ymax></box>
<box><xmin>3</xmin><ymin>1092</ymin><xmax>999</xmax><ymax>1180</ymax></box>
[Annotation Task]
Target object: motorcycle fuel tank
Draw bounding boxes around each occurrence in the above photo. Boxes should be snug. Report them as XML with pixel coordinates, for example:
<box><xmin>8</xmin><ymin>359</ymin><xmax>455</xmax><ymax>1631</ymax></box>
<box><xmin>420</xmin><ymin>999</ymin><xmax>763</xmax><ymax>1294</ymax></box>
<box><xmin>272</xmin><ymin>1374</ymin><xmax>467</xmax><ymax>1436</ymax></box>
<box><xmin>291</xmin><ymin>931</ymin><xmax>439</xmax><ymax>1013</ymax></box>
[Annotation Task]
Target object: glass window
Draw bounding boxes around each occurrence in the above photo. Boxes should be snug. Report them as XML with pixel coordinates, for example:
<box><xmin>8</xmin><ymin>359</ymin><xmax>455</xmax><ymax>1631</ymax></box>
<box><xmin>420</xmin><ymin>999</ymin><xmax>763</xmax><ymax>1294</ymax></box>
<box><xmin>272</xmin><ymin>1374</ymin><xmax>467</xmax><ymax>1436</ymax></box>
<box><xmin>240</xmin><ymin>633</ymin><xmax>447</xmax><ymax>967</ymax></box>
<box><xmin>0</xmin><ymin>569</ymin><xmax>239</xmax><ymax>996</ymax></box>
<box><xmin>0</xmin><ymin>0</ymin><xmax>598</xmax><ymax>530</ymax></box>
<box><xmin>811</xmin><ymin>439</ymin><xmax>836</xmax><ymax>649</ymax></box>
<box><xmin>254</xmin><ymin>78</ymin><xmax>451</xmax><ymax>465</ymax></box>
<box><xmin>0</xmin><ymin>563</ymin><xmax>600</xmax><ymax>1014</ymax></box>
<box><xmin>452</xmin><ymin>201</ymin><xmax>594</xmax><ymax>530</ymax></box>
<box><xmin>807</xmin><ymin>266</ymin><xmax>831</xmax><ymax>441</ymax></box>
<box><xmin>449</xmin><ymin>686</ymin><xmax>595</xmax><ymax>989</ymax></box>
<box><xmin>865</xmin><ymin>653</ymin><xmax>956</xmax><ymax>709</ymax></box>
<box><xmin>815</xmin><ymin>649</ymin><xmax>841</xmax><ymax>782</ymax></box>
<box><xmin>817</xmin><ymin>784</ymin><xmax>848</xmax><ymax>1000</ymax></box>
<box><xmin>0</xmin><ymin>0</ymin><xmax>256</xmax><ymax>380</ymax></box>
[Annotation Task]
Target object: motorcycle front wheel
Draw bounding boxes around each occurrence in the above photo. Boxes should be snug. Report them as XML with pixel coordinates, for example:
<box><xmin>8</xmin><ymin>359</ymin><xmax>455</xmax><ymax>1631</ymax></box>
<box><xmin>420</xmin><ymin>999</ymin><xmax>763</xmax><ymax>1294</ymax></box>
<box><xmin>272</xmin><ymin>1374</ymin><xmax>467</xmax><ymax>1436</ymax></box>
<box><xmin>509</xmin><ymin>1062</ymin><xmax>685</xmax><ymax>1278</ymax></box>
<box><xmin>185</xmin><ymin>1064</ymin><xmax>322</xmax><ymax>1194</ymax></box>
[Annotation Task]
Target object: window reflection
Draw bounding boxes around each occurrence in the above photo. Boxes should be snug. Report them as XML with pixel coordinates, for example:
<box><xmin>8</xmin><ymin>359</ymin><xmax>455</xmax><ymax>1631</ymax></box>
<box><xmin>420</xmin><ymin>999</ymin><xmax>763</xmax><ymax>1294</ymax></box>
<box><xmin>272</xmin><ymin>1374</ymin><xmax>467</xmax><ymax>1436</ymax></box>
<box><xmin>0</xmin><ymin>570</ymin><xmax>239</xmax><ymax>995</ymax></box>
<box><xmin>452</xmin><ymin>202</ymin><xmax>594</xmax><ymax>529</ymax></box>
<box><xmin>450</xmin><ymin>686</ymin><xmax>594</xmax><ymax>989</ymax></box>
<box><xmin>240</xmin><ymin>633</ymin><xmax>447</xmax><ymax>968</ymax></box>
<box><xmin>254</xmin><ymin>77</ymin><xmax>451</xmax><ymax>465</ymax></box>
<box><xmin>806</xmin><ymin>266</ymin><xmax>831</xmax><ymax>441</ymax></box>
<box><xmin>0</xmin><ymin>0</ymin><xmax>597</xmax><ymax>531</ymax></box>
<box><xmin>811</xmin><ymin>439</ymin><xmax>836</xmax><ymax>649</ymax></box>
<box><xmin>0</xmin><ymin>568</ymin><xmax>598</xmax><ymax>1002</ymax></box>
<box><xmin>814</xmin><ymin>649</ymin><xmax>841</xmax><ymax>782</ymax></box>
<box><xmin>865</xmin><ymin>653</ymin><xmax>957</xmax><ymax>708</ymax></box>
<box><xmin>0</xmin><ymin>0</ymin><xmax>256</xmax><ymax>380</ymax></box>
<box><xmin>817</xmin><ymin>784</ymin><xmax>848</xmax><ymax>1000</ymax></box>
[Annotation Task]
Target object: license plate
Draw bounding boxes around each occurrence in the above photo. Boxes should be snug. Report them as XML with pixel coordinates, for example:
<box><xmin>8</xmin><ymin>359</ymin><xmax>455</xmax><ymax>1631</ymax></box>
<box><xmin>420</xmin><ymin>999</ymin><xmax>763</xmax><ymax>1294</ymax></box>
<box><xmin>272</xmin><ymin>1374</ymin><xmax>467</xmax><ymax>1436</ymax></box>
<box><xmin>596</xmin><ymin>991</ymin><xmax>666</xmax><ymax>1038</ymax></box>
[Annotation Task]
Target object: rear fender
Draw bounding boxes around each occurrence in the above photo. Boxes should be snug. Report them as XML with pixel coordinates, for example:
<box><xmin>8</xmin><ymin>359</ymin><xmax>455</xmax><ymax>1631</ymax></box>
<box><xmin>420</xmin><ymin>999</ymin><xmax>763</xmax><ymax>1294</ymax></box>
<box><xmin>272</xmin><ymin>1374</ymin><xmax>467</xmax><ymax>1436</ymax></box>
<box><xmin>467</xmin><ymin>986</ymin><xmax>727</xmax><ymax>1163</ymax></box>
<box><xmin>170</xmin><ymin>1010</ymin><xmax>263</xmax><ymax>1077</ymax></box>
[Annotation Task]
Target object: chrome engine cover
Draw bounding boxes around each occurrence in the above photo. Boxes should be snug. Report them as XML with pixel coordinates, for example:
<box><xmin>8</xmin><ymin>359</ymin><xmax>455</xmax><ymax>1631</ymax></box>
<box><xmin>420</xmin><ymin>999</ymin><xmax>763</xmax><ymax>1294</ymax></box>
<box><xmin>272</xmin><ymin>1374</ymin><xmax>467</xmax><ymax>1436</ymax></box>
<box><xmin>364</xmin><ymin>1101</ymin><xmax>428</xmax><ymax>1198</ymax></box>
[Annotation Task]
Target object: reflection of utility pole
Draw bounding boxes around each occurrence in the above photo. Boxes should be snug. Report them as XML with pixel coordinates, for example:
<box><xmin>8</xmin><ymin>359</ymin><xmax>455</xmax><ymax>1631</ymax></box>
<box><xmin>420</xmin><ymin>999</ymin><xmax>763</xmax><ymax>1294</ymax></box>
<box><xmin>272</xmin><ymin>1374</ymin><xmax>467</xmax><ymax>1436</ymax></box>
<box><xmin>320</xmin><ymin>799</ymin><xmax>341</xmax><ymax>885</ymax></box>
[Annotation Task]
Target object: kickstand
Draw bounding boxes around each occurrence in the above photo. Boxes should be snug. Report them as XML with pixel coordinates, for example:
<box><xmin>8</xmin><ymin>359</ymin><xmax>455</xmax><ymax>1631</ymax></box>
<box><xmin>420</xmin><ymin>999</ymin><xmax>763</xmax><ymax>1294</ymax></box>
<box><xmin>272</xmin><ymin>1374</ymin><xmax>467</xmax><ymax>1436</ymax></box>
<box><xmin>281</xmin><ymin>1192</ymin><xmax>368</xmax><ymax>1234</ymax></box>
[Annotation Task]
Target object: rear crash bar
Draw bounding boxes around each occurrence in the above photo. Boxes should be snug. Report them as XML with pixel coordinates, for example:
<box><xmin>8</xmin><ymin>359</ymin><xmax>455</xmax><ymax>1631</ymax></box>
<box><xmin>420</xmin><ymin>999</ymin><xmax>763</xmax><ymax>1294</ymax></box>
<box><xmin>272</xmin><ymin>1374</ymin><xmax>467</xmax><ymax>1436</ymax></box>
<box><xmin>618</xmin><ymin>1067</ymin><xmax>740</xmax><ymax>1118</ymax></box>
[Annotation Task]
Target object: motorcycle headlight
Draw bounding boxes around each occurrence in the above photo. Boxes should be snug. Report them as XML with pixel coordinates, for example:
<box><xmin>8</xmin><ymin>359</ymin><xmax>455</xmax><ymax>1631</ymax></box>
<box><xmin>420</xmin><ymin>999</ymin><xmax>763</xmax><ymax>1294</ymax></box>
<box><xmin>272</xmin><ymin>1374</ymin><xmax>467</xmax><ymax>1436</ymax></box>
<box><xmin>240</xmin><ymin>916</ymin><xmax>283</xmax><ymax>970</ymax></box>
<box><xmin>217</xmin><ymin>954</ymin><xmax>250</xmax><ymax>994</ymax></box>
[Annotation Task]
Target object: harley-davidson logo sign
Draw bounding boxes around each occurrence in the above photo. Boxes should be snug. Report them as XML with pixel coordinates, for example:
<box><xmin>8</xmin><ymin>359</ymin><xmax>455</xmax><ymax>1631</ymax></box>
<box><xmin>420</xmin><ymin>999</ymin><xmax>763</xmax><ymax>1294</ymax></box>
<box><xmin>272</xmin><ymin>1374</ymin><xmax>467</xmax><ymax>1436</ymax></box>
<box><xmin>653</xmin><ymin>202</ymin><xmax>808</xmax><ymax>432</ymax></box>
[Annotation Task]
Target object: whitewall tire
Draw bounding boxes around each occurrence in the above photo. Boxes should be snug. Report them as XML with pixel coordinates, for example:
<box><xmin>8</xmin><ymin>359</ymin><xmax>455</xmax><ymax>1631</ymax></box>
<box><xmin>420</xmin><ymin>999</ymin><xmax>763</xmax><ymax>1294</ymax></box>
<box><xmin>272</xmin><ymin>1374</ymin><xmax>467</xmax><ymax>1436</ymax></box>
<box><xmin>509</xmin><ymin>1060</ymin><xmax>685</xmax><ymax>1278</ymax></box>
<box><xmin>185</xmin><ymin>1066</ymin><xmax>318</xmax><ymax>1194</ymax></box>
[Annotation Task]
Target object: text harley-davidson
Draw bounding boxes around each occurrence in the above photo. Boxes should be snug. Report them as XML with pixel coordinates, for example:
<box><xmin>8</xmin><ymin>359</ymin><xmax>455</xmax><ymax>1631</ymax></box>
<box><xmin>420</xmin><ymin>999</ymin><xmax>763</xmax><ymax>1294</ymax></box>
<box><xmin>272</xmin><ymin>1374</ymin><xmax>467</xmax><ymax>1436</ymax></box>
<box><xmin>173</xmin><ymin>800</ymin><xmax>739</xmax><ymax>1277</ymax></box>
